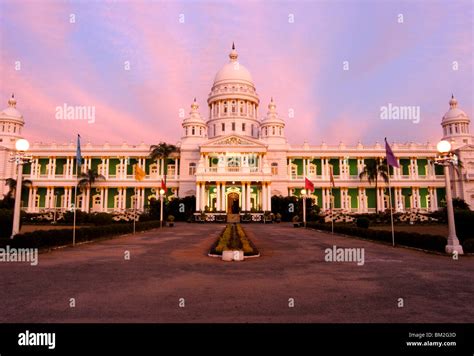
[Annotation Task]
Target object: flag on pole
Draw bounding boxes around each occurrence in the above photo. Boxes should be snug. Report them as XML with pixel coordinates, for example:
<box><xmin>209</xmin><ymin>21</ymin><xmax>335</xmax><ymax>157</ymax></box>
<box><xmin>134</xmin><ymin>164</ymin><xmax>146</xmax><ymax>181</ymax></box>
<box><xmin>329</xmin><ymin>164</ymin><xmax>335</xmax><ymax>187</ymax></box>
<box><xmin>76</xmin><ymin>134</ymin><xmax>82</xmax><ymax>172</ymax></box>
<box><xmin>304</xmin><ymin>177</ymin><xmax>314</xmax><ymax>192</ymax></box>
<box><xmin>161</xmin><ymin>178</ymin><xmax>166</xmax><ymax>192</ymax></box>
<box><xmin>385</xmin><ymin>137</ymin><xmax>399</xmax><ymax>168</ymax></box>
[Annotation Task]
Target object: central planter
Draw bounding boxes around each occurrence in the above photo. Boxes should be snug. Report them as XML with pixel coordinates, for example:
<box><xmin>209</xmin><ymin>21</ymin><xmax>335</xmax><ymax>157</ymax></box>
<box><xmin>209</xmin><ymin>223</ymin><xmax>260</xmax><ymax>260</ymax></box>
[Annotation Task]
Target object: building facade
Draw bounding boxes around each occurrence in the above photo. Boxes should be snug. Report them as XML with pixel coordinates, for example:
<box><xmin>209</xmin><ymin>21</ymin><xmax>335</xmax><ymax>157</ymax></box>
<box><xmin>1</xmin><ymin>45</ymin><xmax>473</xmax><ymax>214</ymax></box>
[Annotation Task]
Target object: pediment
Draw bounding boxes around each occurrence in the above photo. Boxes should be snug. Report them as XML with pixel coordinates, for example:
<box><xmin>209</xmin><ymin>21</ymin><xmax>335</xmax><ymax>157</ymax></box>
<box><xmin>201</xmin><ymin>134</ymin><xmax>267</xmax><ymax>148</ymax></box>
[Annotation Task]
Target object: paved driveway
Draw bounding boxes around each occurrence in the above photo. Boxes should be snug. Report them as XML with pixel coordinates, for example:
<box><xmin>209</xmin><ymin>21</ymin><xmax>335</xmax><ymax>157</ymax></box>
<box><xmin>0</xmin><ymin>223</ymin><xmax>472</xmax><ymax>323</ymax></box>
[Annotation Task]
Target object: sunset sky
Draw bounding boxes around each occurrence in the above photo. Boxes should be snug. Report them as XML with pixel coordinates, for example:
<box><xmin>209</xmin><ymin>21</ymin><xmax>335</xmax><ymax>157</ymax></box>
<box><xmin>0</xmin><ymin>0</ymin><xmax>472</xmax><ymax>146</ymax></box>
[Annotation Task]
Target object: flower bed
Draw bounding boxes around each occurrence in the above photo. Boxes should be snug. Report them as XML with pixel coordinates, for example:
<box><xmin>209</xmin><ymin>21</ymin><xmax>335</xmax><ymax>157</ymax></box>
<box><xmin>209</xmin><ymin>223</ymin><xmax>259</xmax><ymax>257</ymax></box>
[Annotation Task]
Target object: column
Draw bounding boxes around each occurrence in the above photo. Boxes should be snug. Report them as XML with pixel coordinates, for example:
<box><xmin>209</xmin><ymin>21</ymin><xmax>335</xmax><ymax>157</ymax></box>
<box><xmin>241</xmin><ymin>182</ymin><xmax>246</xmax><ymax>211</ymax></box>
<box><xmin>216</xmin><ymin>183</ymin><xmax>221</xmax><ymax>211</ymax></box>
<box><xmin>303</xmin><ymin>158</ymin><xmax>307</xmax><ymax>178</ymax></box>
<box><xmin>104</xmin><ymin>187</ymin><xmax>109</xmax><ymax>212</ymax></box>
<box><xmin>357</xmin><ymin>188</ymin><xmax>362</xmax><ymax>213</ymax></box>
<box><xmin>196</xmin><ymin>183</ymin><xmax>200</xmax><ymax>211</ymax></box>
<box><xmin>201</xmin><ymin>183</ymin><xmax>206</xmax><ymax>211</ymax></box>
<box><xmin>175</xmin><ymin>158</ymin><xmax>179</xmax><ymax>180</ymax></box>
<box><xmin>246</xmin><ymin>182</ymin><xmax>251</xmax><ymax>211</ymax></box>
<box><xmin>106</xmin><ymin>158</ymin><xmax>110</xmax><ymax>178</ymax></box>
<box><xmin>221</xmin><ymin>182</ymin><xmax>226</xmax><ymax>212</ymax></box>
<box><xmin>321</xmin><ymin>159</ymin><xmax>327</xmax><ymax>180</ymax></box>
<box><xmin>267</xmin><ymin>183</ymin><xmax>272</xmax><ymax>211</ymax></box>
<box><xmin>288</xmin><ymin>158</ymin><xmax>292</xmax><ymax>177</ymax></box>
<box><xmin>262</xmin><ymin>184</ymin><xmax>267</xmax><ymax>211</ymax></box>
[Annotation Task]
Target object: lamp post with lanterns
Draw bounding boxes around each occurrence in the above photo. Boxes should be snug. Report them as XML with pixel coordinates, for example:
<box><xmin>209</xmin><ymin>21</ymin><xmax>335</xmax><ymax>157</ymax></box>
<box><xmin>10</xmin><ymin>138</ymin><xmax>31</xmax><ymax>238</ymax></box>
<box><xmin>159</xmin><ymin>188</ymin><xmax>165</xmax><ymax>228</ymax></box>
<box><xmin>435</xmin><ymin>140</ymin><xmax>463</xmax><ymax>255</ymax></box>
<box><xmin>301</xmin><ymin>189</ymin><xmax>307</xmax><ymax>228</ymax></box>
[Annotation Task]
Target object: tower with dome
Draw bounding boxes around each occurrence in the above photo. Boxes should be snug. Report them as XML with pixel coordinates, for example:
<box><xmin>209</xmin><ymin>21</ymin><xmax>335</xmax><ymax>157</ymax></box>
<box><xmin>1</xmin><ymin>45</ymin><xmax>473</xmax><ymax>215</ymax></box>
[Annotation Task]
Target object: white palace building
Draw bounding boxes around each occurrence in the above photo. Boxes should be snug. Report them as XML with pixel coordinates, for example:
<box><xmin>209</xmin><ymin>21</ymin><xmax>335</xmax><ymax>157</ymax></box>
<box><xmin>1</xmin><ymin>45</ymin><xmax>473</xmax><ymax>215</ymax></box>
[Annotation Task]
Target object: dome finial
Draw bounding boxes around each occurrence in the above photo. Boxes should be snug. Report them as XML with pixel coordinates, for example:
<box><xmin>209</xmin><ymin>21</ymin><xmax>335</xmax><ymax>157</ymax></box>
<box><xmin>8</xmin><ymin>93</ymin><xmax>16</xmax><ymax>108</ymax></box>
<box><xmin>229</xmin><ymin>43</ymin><xmax>238</xmax><ymax>62</ymax></box>
<box><xmin>449</xmin><ymin>94</ymin><xmax>458</xmax><ymax>109</ymax></box>
<box><xmin>191</xmin><ymin>98</ymin><xmax>199</xmax><ymax>111</ymax></box>
<box><xmin>268</xmin><ymin>97</ymin><xmax>276</xmax><ymax>111</ymax></box>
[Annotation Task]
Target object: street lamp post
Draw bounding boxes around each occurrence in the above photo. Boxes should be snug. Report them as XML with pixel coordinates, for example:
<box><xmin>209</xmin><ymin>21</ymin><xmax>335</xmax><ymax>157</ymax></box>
<box><xmin>301</xmin><ymin>189</ymin><xmax>307</xmax><ymax>228</ymax></box>
<box><xmin>159</xmin><ymin>188</ymin><xmax>165</xmax><ymax>228</ymax></box>
<box><xmin>435</xmin><ymin>140</ymin><xmax>464</xmax><ymax>255</ymax></box>
<box><xmin>10</xmin><ymin>139</ymin><xmax>31</xmax><ymax>238</ymax></box>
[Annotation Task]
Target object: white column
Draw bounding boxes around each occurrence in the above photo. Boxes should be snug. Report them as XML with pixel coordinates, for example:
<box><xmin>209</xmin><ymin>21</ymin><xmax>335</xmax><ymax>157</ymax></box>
<box><xmin>246</xmin><ymin>182</ymin><xmax>251</xmax><ymax>211</ymax></box>
<box><xmin>175</xmin><ymin>158</ymin><xmax>179</xmax><ymax>180</ymax></box>
<box><xmin>196</xmin><ymin>183</ymin><xmax>201</xmax><ymax>211</ymax></box>
<box><xmin>288</xmin><ymin>158</ymin><xmax>292</xmax><ymax>178</ymax></box>
<box><xmin>221</xmin><ymin>183</ymin><xmax>226</xmax><ymax>212</ymax></box>
<box><xmin>357</xmin><ymin>188</ymin><xmax>362</xmax><ymax>213</ymax></box>
<box><xmin>267</xmin><ymin>183</ymin><xmax>271</xmax><ymax>211</ymax></box>
<box><xmin>262</xmin><ymin>184</ymin><xmax>267</xmax><ymax>211</ymax></box>
<box><xmin>104</xmin><ymin>188</ymin><xmax>108</xmax><ymax>212</ymax></box>
<box><xmin>303</xmin><ymin>158</ymin><xmax>306</xmax><ymax>178</ymax></box>
<box><xmin>201</xmin><ymin>183</ymin><xmax>206</xmax><ymax>211</ymax></box>
<box><xmin>241</xmin><ymin>182</ymin><xmax>246</xmax><ymax>211</ymax></box>
<box><xmin>216</xmin><ymin>183</ymin><xmax>221</xmax><ymax>211</ymax></box>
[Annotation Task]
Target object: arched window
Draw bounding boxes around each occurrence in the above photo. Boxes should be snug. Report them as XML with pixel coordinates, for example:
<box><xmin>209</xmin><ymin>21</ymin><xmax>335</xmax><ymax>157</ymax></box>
<box><xmin>232</xmin><ymin>122</ymin><xmax>236</xmax><ymax>131</ymax></box>
<box><xmin>222</xmin><ymin>123</ymin><xmax>225</xmax><ymax>132</ymax></box>
<box><xmin>199</xmin><ymin>127</ymin><xmax>202</xmax><ymax>135</ymax></box>
<box><xmin>191</xmin><ymin>127</ymin><xmax>195</xmax><ymax>135</ymax></box>
<box><xmin>272</xmin><ymin>126</ymin><xmax>275</xmax><ymax>135</ymax></box>
<box><xmin>224</xmin><ymin>101</ymin><xmax>228</xmax><ymax>114</ymax></box>
<box><xmin>242</xmin><ymin>123</ymin><xmax>246</xmax><ymax>132</ymax></box>
<box><xmin>189</xmin><ymin>162</ymin><xmax>196</xmax><ymax>176</ymax></box>
<box><xmin>232</xmin><ymin>101</ymin><xmax>236</xmax><ymax>113</ymax></box>
<box><xmin>213</xmin><ymin>124</ymin><xmax>216</xmax><ymax>136</ymax></box>
<box><xmin>271</xmin><ymin>162</ymin><xmax>278</xmax><ymax>175</ymax></box>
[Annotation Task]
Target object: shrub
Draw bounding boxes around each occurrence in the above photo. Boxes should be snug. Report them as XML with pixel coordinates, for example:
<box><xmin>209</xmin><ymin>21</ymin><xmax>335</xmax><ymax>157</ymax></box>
<box><xmin>89</xmin><ymin>212</ymin><xmax>114</xmax><ymax>226</ymax></box>
<box><xmin>463</xmin><ymin>239</ymin><xmax>474</xmax><ymax>253</ymax></box>
<box><xmin>0</xmin><ymin>209</ymin><xmax>13</xmax><ymax>238</ymax></box>
<box><xmin>306</xmin><ymin>222</ymin><xmax>447</xmax><ymax>253</ymax></box>
<box><xmin>8</xmin><ymin>220</ymin><xmax>162</xmax><ymax>250</ymax></box>
<box><xmin>454</xmin><ymin>210</ymin><xmax>474</xmax><ymax>243</ymax></box>
<box><xmin>356</xmin><ymin>217</ymin><xmax>370</xmax><ymax>229</ymax></box>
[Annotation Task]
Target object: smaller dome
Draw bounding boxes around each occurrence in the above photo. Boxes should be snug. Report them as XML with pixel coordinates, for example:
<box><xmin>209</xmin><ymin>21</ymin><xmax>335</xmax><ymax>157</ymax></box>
<box><xmin>261</xmin><ymin>97</ymin><xmax>285</xmax><ymax>125</ymax></box>
<box><xmin>182</xmin><ymin>98</ymin><xmax>206</xmax><ymax>125</ymax></box>
<box><xmin>0</xmin><ymin>94</ymin><xmax>23</xmax><ymax>121</ymax></box>
<box><xmin>442</xmin><ymin>94</ymin><xmax>469</xmax><ymax>123</ymax></box>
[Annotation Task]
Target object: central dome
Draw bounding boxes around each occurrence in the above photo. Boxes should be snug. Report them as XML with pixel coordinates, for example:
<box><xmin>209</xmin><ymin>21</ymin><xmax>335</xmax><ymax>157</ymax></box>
<box><xmin>213</xmin><ymin>44</ymin><xmax>254</xmax><ymax>85</ymax></box>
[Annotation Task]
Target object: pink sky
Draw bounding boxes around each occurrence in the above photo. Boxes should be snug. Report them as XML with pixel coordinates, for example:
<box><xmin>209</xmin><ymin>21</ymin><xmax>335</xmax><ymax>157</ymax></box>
<box><xmin>0</xmin><ymin>0</ymin><xmax>472</xmax><ymax>146</ymax></box>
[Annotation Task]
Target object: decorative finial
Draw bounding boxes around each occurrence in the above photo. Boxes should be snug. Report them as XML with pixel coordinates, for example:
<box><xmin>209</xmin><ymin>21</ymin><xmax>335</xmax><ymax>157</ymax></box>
<box><xmin>191</xmin><ymin>98</ymin><xmax>199</xmax><ymax>111</ymax></box>
<box><xmin>268</xmin><ymin>97</ymin><xmax>276</xmax><ymax>111</ymax></box>
<box><xmin>229</xmin><ymin>43</ymin><xmax>238</xmax><ymax>62</ymax></box>
<box><xmin>449</xmin><ymin>94</ymin><xmax>458</xmax><ymax>109</ymax></box>
<box><xmin>8</xmin><ymin>93</ymin><xmax>17</xmax><ymax>108</ymax></box>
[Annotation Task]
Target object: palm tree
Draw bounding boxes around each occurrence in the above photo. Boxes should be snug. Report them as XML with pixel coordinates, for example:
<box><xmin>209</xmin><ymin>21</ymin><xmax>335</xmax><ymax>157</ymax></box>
<box><xmin>359</xmin><ymin>158</ymin><xmax>389</xmax><ymax>213</ymax></box>
<box><xmin>78</xmin><ymin>169</ymin><xmax>105</xmax><ymax>213</ymax></box>
<box><xmin>4</xmin><ymin>178</ymin><xmax>33</xmax><ymax>199</ymax></box>
<box><xmin>149</xmin><ymin>142</ymin><xmax>180</xmax><ymax>192</ymax></box>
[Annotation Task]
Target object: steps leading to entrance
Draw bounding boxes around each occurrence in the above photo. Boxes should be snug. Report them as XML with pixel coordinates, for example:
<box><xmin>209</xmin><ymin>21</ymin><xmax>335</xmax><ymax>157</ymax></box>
<box><xmin>227</xmin><ymin>214</ymin><xmax>240</xmax><ymax>223</ymax></box>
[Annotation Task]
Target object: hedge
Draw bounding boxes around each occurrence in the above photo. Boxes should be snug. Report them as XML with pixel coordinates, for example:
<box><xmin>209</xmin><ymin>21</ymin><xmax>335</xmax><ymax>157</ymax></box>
<box><xmin>306</xmin><ymin>222</ymin><xmax>447</xmax><ymax>253</ymax></box>
<box><xmin>0</xmin><ymin>220</ymin><xmax>163</xmax><ymax>250</ymax></box>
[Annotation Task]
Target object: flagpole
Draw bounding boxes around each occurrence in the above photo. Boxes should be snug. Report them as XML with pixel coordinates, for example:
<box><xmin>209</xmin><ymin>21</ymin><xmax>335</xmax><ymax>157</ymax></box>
<box><xmin>73</xmin><ymin>162</ymin><xmax>77</xmax><ymax>247</ymax></box>
<box><xmin>133</xmin><ymin>187</ymin><xmax>137</xmax><ymax>235</ymax></box>
<box><xmin>388</xmin><ymin>175</ymin><xmax>395</xmax><ymax>247</ymax></box>
<box><xmin>330</xmin><ymin>187</ymin><xmax>334</xmax><ymax>234</ymax></box>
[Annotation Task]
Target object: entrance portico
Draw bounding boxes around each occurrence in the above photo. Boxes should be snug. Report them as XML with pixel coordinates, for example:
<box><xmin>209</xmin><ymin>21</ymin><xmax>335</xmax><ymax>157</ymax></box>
<box><xmin>195</xmin><ymin>180</ymin><xmax>272</xmax><ymax>212</ymax></box>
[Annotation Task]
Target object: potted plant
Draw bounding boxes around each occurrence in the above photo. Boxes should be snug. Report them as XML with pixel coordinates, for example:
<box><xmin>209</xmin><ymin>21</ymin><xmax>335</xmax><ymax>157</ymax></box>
<box><xmin>275</xmin><ymin>213</ymin><xmax>282</xmax><ymax>223</ymax></box>
<box><xmin>168</xmin><ymin>215</ymin><xmax>175</xmax><ymax>227</ymax></box>
<box><xmin>241</xmin><ymin>212</ymin><xmax>252</xmax><ymax>223</ymax></box>
<box><xmin>292</xmin><ymin>215</ymin><xmax>300</xmax><ymax>228</ymax></box>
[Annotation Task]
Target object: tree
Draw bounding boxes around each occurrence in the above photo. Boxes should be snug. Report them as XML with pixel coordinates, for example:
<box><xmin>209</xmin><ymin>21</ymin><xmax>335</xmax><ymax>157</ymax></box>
<box><xmin>359</xmin><ymin>158</ymin><xmax>389</xmax><ymax>213</ymax></box>
<box><xmin>78</xmin><ymin>169</ymin><xmax>105</xmax><ymax>213</ymax></box>
<box><xmin>452</xmin><ymin>197</ymin><xmax>470</xmax><ymax>210</ymax></box>
<box><xmin>149</xmin><ymin>142</ymin><xmax>180</xmax><ymax>193</ymax></box>
<box><xmin>4</xmin><ymin>177</ymin><xmax>33</xmax><ymax>199</ymax></box>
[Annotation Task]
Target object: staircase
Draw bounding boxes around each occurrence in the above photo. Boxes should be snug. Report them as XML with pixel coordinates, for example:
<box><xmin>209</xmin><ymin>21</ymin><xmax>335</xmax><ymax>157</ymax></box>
<box><xmin>227</xmin><ymin>214</ymin><xmax>240</xmax><ymax>223</ymax></box>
